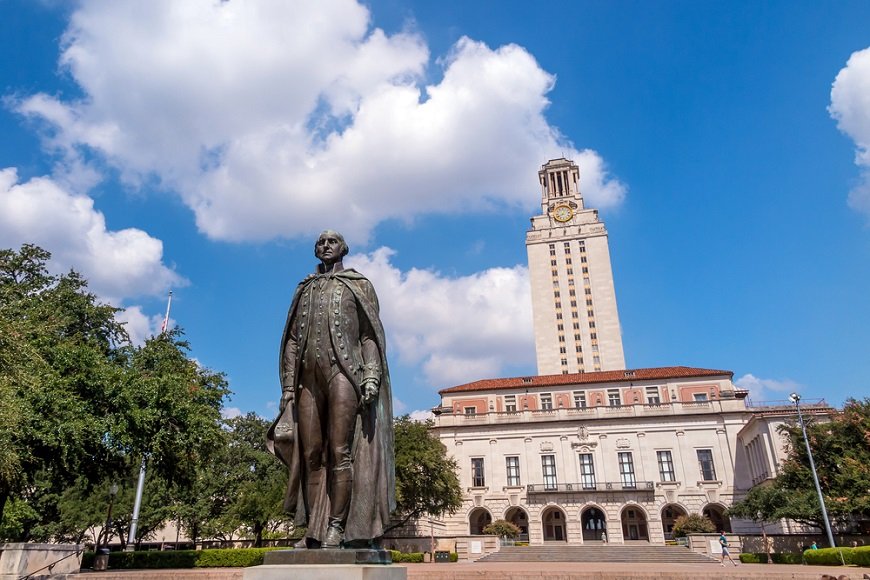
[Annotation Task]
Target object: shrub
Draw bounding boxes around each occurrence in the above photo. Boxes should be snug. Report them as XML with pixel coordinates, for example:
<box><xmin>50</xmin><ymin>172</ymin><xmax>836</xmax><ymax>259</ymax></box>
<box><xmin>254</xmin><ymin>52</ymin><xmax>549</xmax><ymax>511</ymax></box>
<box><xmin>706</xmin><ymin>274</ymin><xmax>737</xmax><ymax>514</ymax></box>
<box><xmin>389</xmin><ymin>550</ymin><xmax>424</xmax><ymax>563</ymax></box>
<box><xmin>82</xmin><ymin>548</ymin><xmax>282</xmax><ymax>570</ymax></box>
<box><xmin>771</xmin><ymin>553</ymin><xmax>804</xmax><ymax>564</ymax></box>
<box><xmin>853</xmin><ymin>545</ymin><xmax>870</xmax><ymax>567</ymax></box>
<box><xmin>194</xmin><ymin>548</ymin><xmax>276</xmax><ymax>567</ymax></box>
<box><xmin>449</xmin><ymin>552</ymin><xmax>458</xmax><ymax>562</ymax></box>
<box><xmin>482</xmin><ymin>519</ymin><xmax>521</xmax><ymax>539</ymax></box>
<box><xmin>671</xmin><ymin>514</ymin><xmax>715</xmax><ymax>537</ymax></box>
<box><xmin>739</xmin><ymin>553</ymin><xmax>804</xmax><ymax>564</ymax></box>
<box><xmin>803</xmin><ymin>547</ymin><xmax>853</xmax><ymax>566</ymax></box>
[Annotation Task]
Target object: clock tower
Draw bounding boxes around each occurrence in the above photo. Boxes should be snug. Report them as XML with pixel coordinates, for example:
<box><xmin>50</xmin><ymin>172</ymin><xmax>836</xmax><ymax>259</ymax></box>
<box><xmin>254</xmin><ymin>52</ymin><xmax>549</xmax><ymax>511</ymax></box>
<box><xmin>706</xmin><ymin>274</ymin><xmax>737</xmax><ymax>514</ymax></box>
<box><xmin>526</xmin><ymin>158</ymin><xmax>626</xmax><ymax>375</ymax></box>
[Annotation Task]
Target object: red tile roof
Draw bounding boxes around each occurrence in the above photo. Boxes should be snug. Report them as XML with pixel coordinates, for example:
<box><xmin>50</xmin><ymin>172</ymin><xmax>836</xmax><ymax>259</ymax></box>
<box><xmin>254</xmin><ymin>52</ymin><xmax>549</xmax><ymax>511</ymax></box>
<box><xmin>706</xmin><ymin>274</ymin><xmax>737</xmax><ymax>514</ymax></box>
<box><xmin>438</xmin><ymin>366</ymin><xmax>733</xmax><ymax>395</ymax></box>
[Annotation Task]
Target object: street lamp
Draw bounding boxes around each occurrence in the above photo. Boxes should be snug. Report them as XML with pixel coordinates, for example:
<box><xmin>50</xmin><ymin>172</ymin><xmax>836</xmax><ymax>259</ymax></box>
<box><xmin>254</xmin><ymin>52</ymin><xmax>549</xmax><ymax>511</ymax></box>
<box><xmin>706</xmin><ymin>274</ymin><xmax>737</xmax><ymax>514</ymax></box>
<box><xmin>789</xmin><ymin>393</ymin><xmax>838</xmax><ymax>554</ymax></box>
<box><xmin>94</xmin><ymin>483</ymin><xmax>119</xmax><ymax>572</ymax></box>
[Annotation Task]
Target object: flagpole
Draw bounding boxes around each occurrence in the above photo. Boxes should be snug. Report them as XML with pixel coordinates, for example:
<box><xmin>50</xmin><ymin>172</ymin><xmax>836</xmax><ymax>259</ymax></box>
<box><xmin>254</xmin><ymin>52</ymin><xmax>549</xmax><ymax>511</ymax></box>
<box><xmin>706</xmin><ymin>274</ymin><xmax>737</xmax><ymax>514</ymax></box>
<box><xmin>161</xmin><ymin>290</ymin><xmax>173</xmax><ymax>334</ymax></box>
<box><xmin>127</xmin><ymin>290</ymin><xmax>172</xmax><ymax>551</ymax></box>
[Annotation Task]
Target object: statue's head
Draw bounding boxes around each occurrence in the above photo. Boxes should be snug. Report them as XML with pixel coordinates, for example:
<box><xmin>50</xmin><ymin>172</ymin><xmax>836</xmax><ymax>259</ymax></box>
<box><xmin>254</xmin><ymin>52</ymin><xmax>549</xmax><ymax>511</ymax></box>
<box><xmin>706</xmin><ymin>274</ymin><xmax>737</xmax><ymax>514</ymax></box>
<box><xmin>314</xmin><ymin>230</ymin><xmax>349</xmax><ymax>265</ymax></box>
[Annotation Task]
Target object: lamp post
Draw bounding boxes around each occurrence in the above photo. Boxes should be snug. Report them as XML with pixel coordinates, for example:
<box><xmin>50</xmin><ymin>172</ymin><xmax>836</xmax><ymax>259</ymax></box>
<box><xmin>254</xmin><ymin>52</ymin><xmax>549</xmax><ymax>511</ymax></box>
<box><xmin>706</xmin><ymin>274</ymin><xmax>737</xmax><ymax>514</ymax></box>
<box><xmin>94</xmin><ymin>483</ymin><xmax>119</xmax><ymax>571</ymax></box>
<box><xmin>789</xmin><ymin>393</ymin><xmax>838</xmax><ymax>553</ymax></box>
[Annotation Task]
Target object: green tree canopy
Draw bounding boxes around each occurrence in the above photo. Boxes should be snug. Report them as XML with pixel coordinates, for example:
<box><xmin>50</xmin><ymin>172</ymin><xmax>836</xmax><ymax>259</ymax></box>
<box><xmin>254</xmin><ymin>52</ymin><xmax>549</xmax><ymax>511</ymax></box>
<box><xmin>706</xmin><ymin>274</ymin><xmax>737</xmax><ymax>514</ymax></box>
<box><xmin>729</xmin><ymin>398</ymin><xmax>870</xmax><ymax>530</ymax></box>
<box><xmin>0</xmin><ymin>244</ymin><xmax>229</xmax><ymax>542</ymax></box>
<box><xmin>388</xmin><ymin>415</ymin><xmax>462</xmax><ymax>532</ymax></box>
<box><xmin>671</xmin><ymin>513</ymin><xmax>716</xmax><ymax>537</ymax></box>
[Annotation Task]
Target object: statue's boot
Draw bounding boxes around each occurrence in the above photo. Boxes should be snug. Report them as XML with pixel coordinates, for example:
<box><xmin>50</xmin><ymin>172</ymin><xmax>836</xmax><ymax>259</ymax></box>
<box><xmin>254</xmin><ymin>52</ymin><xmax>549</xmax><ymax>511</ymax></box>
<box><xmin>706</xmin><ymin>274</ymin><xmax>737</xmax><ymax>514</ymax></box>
<box><xmin>323</xmin><ymin>469</ymin><xmax>352</xmax><ymax>548</ymax></box>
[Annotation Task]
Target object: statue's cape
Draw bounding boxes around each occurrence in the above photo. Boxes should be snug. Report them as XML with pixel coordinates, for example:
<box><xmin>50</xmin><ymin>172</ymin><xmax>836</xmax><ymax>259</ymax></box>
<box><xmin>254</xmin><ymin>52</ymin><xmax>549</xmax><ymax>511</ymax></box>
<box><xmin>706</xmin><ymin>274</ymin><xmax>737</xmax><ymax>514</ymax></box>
<box><xmin>266</xmin><ymin>268</ymin><xmax>395</xmax><ymax>542</ymax></box>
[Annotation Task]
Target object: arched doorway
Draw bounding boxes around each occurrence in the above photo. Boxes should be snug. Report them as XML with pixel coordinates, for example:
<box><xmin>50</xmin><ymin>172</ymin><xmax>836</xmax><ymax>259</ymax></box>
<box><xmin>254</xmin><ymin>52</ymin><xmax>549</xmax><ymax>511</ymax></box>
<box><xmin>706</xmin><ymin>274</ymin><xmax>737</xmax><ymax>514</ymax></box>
<box><xmin>661</xmin><ymin>504</ymin><xmax>687</xmax><ymax>541</ymax></box>
<box><xmin>541</xmin><ymin>506</ymin><xmax>567</xmax><ymax>541</ymax></box>
<box><xmin>469</xmin><ymin>507</ymin><xmax>492</xmax><ymax>535</ymax></box>
<box><xmin>581</xmin><ymin>506</ymin><xmax>607</xmax><ymax>541</ymax></box>
<box><xmin>703</xmin><ymin>504</ymin><xmax>731</xmax><ymax>533</ymax></box>
<box><xmin>505</xmin><ymin>507</ymin><xmax>529</xmax><ymax>542</ymax></box>
<box><xmin>620</xmin><ymin>506</ymin><xmax>649</xmax><ymax>541</ymax></box>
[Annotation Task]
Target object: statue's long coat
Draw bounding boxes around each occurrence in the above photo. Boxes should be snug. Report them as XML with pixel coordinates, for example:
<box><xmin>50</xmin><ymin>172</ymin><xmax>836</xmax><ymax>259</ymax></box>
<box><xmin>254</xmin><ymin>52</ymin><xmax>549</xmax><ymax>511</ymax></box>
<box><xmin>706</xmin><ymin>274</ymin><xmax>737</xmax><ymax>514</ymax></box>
<box><xmin>266</xmin><ymin>268</ymin><xmax>395</xmax><ymax>543</ymax></box>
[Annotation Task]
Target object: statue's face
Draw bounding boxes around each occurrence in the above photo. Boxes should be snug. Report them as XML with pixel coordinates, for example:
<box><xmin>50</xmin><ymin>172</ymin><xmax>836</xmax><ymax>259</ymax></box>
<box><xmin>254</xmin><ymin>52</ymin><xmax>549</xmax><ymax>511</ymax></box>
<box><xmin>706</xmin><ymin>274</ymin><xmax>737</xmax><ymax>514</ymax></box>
<box><xmin>315</xmin><ymin>232</ymin><xmax>345</xmax><ymax>266</ymax></box>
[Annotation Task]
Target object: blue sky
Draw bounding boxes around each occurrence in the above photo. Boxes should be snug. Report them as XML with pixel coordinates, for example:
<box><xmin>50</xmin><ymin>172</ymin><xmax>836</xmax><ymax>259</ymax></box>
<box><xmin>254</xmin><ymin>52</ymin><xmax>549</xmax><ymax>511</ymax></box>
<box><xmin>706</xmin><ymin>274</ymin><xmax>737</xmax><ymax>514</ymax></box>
<box><xmin>2</xmin><ymin>0</ymin><xmax>869</xmax><ymax>419</ymax></box>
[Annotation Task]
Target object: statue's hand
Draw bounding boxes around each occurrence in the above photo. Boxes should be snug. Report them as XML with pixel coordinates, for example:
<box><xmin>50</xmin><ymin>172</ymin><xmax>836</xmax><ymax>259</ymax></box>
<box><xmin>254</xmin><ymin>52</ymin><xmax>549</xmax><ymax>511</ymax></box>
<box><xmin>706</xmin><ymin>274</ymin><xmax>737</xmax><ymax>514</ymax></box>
<box><xmin>361</xmin><ymin>378</ymin><xmax>379</xmax><ymax>405</ymax></box>
<box><xmin>280</xmin><ymin>388</ymin><xmax>295</xmax><ymax>412</ymax></box>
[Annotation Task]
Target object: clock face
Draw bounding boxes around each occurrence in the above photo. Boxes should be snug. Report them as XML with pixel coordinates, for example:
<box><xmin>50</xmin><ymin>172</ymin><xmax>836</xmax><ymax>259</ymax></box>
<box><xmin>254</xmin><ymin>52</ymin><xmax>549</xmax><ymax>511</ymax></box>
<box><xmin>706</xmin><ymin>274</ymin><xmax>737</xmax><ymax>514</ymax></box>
<box><xmin>553</xmin><ymin>204</ymin><xmax>573</xmax><ymax>222</ymax></box>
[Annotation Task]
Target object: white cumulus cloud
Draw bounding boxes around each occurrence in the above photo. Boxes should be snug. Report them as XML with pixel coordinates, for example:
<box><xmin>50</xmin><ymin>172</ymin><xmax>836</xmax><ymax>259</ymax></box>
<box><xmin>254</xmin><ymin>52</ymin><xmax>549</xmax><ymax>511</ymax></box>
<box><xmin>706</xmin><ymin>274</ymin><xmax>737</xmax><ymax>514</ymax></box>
<box><xmin>347</xmin><ymin>247</ymin><xmax>534</xmax><ymax>388</ymax></box>
<box><xmin>0</xmin><ymin>167</ymin><xmax>183</xmax><ymax>304</ymax></box>
<box><xmin>15</xmin><ymin>0</ymin><xmax>626</xmax><ymax>244</ymax></box>
<box><xmin>734</xmin><ymin>373</ymin><xmax>801</xmax><ymax>404</ymax></box>
<box><xmin>830</xmin><ymin>46</ymin><xmax>870</xmax><ymax>217</ymax></box>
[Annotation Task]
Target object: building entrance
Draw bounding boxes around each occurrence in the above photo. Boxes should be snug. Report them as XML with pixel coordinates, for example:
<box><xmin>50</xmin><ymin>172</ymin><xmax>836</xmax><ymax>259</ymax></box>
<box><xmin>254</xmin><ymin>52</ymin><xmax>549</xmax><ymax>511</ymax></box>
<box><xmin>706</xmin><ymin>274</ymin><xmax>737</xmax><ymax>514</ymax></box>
<box><xmin>581</xmin><ymin>507</ymin><xmax>607</xmax><ymax>541</ymax></box>
<box><xmin>469</xmin><ymin>508</ymin><xmax>492</xmax><ymax>535</ymax></box>
<box><xmin>505</xmin><ymin>507</ymin><xmax>530</xmax><ymax>542</ymax></box>
<box><xmin>661</xmin><ymin>504</ymin><xmax>687</xmax><ymax>541</ymax></box>
<box><xmin>542</xmin><ymin>507</ymin><xmax>567</xmax><ymax>541</ymax></box>
<box><xmin>620</xmin><ymin>507</ymin><xmax>649</xmax><ymax>541</ymax></box>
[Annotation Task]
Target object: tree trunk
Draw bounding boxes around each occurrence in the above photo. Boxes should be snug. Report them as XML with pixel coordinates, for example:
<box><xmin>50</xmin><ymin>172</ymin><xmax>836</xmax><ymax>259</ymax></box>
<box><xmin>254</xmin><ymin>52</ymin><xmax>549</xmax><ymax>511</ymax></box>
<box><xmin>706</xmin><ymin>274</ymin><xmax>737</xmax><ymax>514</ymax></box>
<box><xmin>254</xmin><ymin>522</ymin><xmax>264</xmax><ymax>548</ymax></box>
<box><xmin>0</xmin><ymin>486</ymin><xmax>8</xmax><ymax>527</ymax></box>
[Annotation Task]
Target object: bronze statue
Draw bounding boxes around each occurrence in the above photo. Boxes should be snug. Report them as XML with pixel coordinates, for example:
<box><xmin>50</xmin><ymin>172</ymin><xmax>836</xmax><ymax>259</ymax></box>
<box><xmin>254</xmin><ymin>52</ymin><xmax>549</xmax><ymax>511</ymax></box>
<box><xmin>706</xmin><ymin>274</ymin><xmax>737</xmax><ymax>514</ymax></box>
<box><xmin>267</xmin><ymin>230</ymin><xmax>395</xmax><ymax>549</ymax></box>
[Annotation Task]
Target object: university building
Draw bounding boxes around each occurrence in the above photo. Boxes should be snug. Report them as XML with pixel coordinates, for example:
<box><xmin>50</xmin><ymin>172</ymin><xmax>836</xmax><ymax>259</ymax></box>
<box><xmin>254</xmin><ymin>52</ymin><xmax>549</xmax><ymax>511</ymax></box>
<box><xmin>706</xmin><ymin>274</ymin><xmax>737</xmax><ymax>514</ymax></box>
<box><xmin>426</xmin><ymin>158</ymin><xmax>832</xmax><ymax>546</ymax></box>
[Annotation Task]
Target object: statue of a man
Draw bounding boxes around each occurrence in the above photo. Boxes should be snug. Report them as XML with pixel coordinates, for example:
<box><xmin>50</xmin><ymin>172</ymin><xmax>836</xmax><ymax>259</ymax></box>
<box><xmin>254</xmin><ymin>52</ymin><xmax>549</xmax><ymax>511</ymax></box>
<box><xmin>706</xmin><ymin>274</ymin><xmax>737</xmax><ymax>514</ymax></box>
<box><xmin>267</xmin><ymin>230</ymin><xmax>395</xmax><ymax>549</ymax></box>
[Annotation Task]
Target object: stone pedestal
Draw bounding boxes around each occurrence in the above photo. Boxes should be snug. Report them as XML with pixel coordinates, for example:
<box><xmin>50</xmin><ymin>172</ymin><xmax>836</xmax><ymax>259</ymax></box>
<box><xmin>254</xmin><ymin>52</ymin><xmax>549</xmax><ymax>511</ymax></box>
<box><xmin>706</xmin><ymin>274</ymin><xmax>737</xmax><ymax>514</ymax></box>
<box><xmin>0</xmin><ymin>543</ymin><xmax>82</xmax><ymax>579</ymax></box>
<box><xmin>263</xmin><ymin>549</ymin><xmax>392</xmax><ymax>566</ymax></box>
<box><xmin>244</xmin><ymin>564</ymin><xmax>406</xmax><ymax>580</ymax></box>
<box><xmin>247</xmin><ymin>550</ymin><xmax>405</xmax><ymax>579</ymax></box>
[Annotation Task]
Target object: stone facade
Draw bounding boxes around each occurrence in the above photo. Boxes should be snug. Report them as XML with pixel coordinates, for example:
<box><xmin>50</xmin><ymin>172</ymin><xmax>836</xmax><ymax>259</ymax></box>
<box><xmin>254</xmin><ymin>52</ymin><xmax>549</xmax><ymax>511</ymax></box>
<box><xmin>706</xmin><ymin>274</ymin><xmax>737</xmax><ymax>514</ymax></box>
<box><xmin>428</xmin><ymin>368</ymin><xmax>833</xmax><ymax>545</ymax></box>
<box><xmin>526</xmin><ymin>158</ymin><xmax>625</xmax><ymax>374</ymax></box>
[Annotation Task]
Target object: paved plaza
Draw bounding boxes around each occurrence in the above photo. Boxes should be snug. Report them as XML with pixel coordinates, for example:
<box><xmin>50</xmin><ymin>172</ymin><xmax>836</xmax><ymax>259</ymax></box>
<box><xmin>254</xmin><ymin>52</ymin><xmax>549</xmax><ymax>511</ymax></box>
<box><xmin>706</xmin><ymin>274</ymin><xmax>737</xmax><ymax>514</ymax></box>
<box><xmin>68</xmin><ymin>561</ymin><xmax>868</xmax><ymax>580</ymax></box>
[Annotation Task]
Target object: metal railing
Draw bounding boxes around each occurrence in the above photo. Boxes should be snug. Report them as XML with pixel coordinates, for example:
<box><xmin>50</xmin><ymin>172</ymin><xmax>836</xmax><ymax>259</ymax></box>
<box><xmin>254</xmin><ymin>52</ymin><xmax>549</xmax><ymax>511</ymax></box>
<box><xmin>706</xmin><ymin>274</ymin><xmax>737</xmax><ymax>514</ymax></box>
<box><xmin>526</xmin><ymin>481</ymin><xmax>654</xmax><ymax>494</ymax></box>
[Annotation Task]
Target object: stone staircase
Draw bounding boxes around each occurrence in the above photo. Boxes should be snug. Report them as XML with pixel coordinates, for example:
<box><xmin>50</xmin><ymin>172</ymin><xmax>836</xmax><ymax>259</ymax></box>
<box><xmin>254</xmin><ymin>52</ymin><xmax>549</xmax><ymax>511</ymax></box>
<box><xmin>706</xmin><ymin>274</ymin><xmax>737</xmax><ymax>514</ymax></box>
<box><xmin>477</xmin><ymin>543</ymin><xmax>717</xmax><ymax>563</ymax></box>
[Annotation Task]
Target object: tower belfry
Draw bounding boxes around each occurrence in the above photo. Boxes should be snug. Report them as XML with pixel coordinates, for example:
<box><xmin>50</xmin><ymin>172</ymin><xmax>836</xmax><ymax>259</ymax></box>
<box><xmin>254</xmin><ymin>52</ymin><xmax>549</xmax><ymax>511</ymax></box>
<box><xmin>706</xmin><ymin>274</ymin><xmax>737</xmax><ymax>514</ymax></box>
<box><xmin>526</xmin><ymin>158</ymin><xmax>626</xmax><ymax>375</ymax></box>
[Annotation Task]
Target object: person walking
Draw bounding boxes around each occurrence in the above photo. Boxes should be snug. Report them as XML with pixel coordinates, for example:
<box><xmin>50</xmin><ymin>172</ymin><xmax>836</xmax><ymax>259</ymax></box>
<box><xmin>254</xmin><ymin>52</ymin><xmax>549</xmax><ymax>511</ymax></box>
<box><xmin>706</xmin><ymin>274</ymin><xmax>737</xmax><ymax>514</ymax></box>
<box><xmin>719</xmin><ymin>531</ymin><xmax>738</xmax><ymax>567</ymax></box>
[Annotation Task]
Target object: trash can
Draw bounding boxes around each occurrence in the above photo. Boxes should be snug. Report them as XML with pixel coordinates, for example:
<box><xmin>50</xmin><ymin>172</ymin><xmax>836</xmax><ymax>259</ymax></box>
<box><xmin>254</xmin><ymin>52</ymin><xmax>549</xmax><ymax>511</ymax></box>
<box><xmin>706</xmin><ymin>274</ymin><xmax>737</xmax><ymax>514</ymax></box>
<box><xmin>434</xmin><ymin>551</ymin><xmax>450</xmax><ymax>563</ymax></box>
<box><xmin>92</xmin><ymin>548</ymin><xmax>110</xmax><ymax>571</ymax></box>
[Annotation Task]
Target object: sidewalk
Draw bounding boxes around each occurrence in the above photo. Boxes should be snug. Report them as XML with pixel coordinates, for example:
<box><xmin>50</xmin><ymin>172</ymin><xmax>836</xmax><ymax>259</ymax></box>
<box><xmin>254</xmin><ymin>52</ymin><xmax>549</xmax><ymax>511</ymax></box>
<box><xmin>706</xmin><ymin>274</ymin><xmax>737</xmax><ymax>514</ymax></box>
<box><xmin>70</xmin><ymin>561</ymin><xmax>867</xmax><ymax>580</ymax></box>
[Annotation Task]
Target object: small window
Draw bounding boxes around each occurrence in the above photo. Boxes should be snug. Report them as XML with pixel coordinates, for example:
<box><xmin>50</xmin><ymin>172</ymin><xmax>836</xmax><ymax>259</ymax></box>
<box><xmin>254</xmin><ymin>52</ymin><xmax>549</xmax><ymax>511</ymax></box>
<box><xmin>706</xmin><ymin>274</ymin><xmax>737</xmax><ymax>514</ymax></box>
<box><xmin>657</xmin><ymin>450</ymin><xmax>676</xmax><ymax>482</ymax></box>
<box><xmin>542</xmin><ymin>455</ymin><xmax>557</xmax><ymax>490</ymax></box>
<box><xmin>504</xmin><ymin>395</ymin><xmax>517</xmax><ymax>413</ymax></box>
<box><xmin>646</xmin><ymin>386</ymin><xmax>661</xmax><ymax>405</ymax></box>
<box><xmin>471</xmin><ymin>458</ymin><xmax>486</xmax><ymax>487</ymax></box>
<box><xmin>697</xmin><ymin>449</ymin><xmax>717</xmax><ymax>481</ymax></box>
<box><xmin>693</xmin><ymin>393</ymin><xmax>709</xmax><ymax>402</ymax></box>
<box><xmin>540</xmin><ymin>394</ymin><xmax>553</xmax><ymax>410</ymax></box>
<box><xmin>573</xmin><ymin>391</ymin><xmax>586</xmax><ymax>408</ymax></box>
<box><xmin>506</xmin><ymin>456</ymin><xmax>521</xmax><ymax>487</ymax></box>
<box><xmin>608</xmin><ymin>389</ymin><xmax>621</xmax><ymax>407</ymax></box>
<box><xmin>618</xmin><ymin>452</ymin><xmax>636</xmax><ymax>488</ymax></box>
<box><xmin>464</xmin><ymin>407</ymin><xmax>476</xmax><ymax>415</ymax></box>
<box><xmin>579</xmin><ymin>453</ymin><xmax>596</xmax><ymax>489</ymax></box>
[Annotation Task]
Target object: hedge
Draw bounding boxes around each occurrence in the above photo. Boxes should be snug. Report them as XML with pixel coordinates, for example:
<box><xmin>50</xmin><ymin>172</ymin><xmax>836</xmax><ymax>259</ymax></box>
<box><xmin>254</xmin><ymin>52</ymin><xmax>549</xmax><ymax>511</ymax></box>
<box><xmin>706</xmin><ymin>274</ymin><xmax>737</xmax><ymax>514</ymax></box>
<box><xmin>738</xmin><ymin>553</ymin><xmax>803</xmax><ymax>564</ymax></box>
<box><xmin>803</xmin><ymin>547</ymin><xmax>853</xmax><ymax>566</ymax></box>
<box><xmin>853</xmin><ymin>545</ymin><xmax>870</xmax><ymax>567</ymax></box>
<box><xmin>82</xmin><ymin>548</ymin><xmax>281</xmax><ymax>569</ymax></box>
<box><xmin>390</xmin><ymin>550</ymin><xmax>424</xmax><ymax>563</ymax></box>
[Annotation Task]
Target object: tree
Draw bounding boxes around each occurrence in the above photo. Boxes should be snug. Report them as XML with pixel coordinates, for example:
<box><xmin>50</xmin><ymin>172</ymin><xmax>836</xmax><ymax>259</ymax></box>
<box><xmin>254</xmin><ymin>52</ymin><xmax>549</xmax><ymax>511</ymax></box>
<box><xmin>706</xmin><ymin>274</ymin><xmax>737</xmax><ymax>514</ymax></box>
<box><xmin>0</xmin><ymin>244</ymin><xmax>230</xmax><ymax>542</ymax></box>
<box><xmin>387</xmin><ymin>415</ymin><xmax>462</xmax><ymax>532</ymax></box>
<box><xmin>222</xmin><ymin>413</ymin><xmax>289</xmax><ymax>546</ymax></box>
<box><xmin>671</xmin><ymin>513</ymin><xmax>715</xmax><ymax>537</ymax></box>
<box><xmin>0</xmin><ymin>244</ymin><xmax>128</xmax><ymax>530</ymax></box>
<box><xmin>729</xmin><ymin>399</ymin><xmax>870</xmax><ymax>531</ymax></box>
<box><xmin>483</xmin><ymin>519</ymin><xmax>521</xmax><ymax>539</ymax></box>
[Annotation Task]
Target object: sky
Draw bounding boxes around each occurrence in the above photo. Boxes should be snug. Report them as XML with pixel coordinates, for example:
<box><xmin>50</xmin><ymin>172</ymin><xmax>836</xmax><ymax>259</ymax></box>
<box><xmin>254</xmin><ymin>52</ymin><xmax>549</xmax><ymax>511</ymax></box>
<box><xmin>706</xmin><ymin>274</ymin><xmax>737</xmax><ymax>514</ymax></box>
<box><xmin>1</xmin><ymin>0</ymin><xmax>869</xmax><ymax>420</ymax></box>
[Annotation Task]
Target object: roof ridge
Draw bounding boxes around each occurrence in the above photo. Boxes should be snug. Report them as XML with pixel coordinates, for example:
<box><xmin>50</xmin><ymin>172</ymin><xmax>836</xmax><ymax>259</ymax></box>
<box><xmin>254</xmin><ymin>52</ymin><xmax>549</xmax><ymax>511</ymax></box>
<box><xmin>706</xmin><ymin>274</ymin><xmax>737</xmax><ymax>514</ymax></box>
<box><xmin>439</xmin><ymin>365</ymin><xmax>734</xmax><ymax>395</ymax></box>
